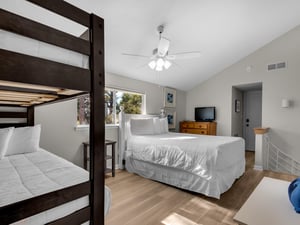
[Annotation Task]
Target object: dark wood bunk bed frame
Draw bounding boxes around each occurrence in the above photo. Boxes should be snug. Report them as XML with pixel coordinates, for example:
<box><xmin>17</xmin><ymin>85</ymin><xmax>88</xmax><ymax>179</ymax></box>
<box><xmin>0</xmin><ymin>0</ymin><xmax>105</xmax><ymax>224</ymax></box>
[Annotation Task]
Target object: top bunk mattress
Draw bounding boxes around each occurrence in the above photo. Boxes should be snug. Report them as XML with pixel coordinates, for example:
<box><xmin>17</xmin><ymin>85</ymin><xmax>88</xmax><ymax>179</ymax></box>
<box><xmin>0</xmin><ymin>29</ymin><xmax>89</xmax><ymax>69</ymax></box>
<box><xmin>0</xmin><ymin>148</ymin><xmax>89</xmax><ymax>207</ymax></box>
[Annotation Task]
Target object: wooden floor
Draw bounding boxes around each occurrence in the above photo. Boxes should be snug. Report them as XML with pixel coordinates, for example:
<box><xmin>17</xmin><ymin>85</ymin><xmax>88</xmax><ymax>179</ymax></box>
<box><xmin>105</xmin><ymin>151</ymin><xmax>296</xmax><ymax>225</ymax></box>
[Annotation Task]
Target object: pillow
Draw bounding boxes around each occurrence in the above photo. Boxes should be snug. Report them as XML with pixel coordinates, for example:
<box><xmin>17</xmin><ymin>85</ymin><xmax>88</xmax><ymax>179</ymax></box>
<box><xmin>5</xmin><ymin>124</ymin><xmax>41</xmax><ymax>156</ymax></box>
<box><xmin>130</xmin><ymin>118</ymin><xmax>155</xmax><ymax>135</ymax></box>
<box><xmin>0</xmin><ymin>127</ymin><xmax>14</xmax><ymax>159</ymax></box>
<box><xmin>153</xmin><ymin>118</ymin><xmax>161</xmax><ymax>134</ymax></box>
<box><xmin>288</xmin><ymin>177</ymin><xmax>300</xmax><ymax>213</ymax></box>
<box><xmin>159</xmin><ymin>118</ymin><xmax>169</xmax><ymax>133</ymax></box>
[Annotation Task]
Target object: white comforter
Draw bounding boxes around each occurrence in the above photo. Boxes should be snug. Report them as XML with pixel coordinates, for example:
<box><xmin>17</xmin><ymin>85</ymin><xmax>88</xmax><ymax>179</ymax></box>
<box><xmin>0</xmin><ymin>149</ymin><xmax>88</xmax><ymax>207</ymax></box>
<box><xmin>127</xmin><ymin>133</ymin><xmax>245</xmax><ymax>180</ymax></box>
<box><xmin>0</xmin><ymin>149</ymin><xmax>111</xmax><ymax>224</ymax></box>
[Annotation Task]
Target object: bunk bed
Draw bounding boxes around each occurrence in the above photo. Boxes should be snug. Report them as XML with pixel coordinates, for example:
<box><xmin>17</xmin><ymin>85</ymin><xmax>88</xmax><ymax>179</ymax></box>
<box><xmin>0</xmin><ymin>0</ymin><xmax>106</xmax><ymax>224</ymax></box>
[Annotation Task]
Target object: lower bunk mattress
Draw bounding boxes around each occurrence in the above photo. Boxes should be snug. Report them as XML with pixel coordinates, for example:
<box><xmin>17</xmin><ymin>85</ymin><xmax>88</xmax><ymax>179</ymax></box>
<box><xmin>126</xmin><ymin>132</ymin><xmax>245</xmax><ymax>199</ymax></box>
<box><xmin>0</xmin><ymin>148</ymin><xmax>111</xmax><ymax>224</ymax></box>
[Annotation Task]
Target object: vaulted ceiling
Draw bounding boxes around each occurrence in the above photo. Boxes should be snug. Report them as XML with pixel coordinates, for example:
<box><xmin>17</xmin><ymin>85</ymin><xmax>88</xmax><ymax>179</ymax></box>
<box><xmin>2</xmin><ymin>0</ymin><xmax>300</xmax><ymax>91</ymax></box>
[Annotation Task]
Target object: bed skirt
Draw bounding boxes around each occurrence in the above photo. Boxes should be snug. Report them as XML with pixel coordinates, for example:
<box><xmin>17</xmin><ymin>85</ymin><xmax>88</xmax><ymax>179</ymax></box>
<box><xmin>126</xmin><ymin>157</ymin><xmax>245</xmax><ymax>199</ymax></box>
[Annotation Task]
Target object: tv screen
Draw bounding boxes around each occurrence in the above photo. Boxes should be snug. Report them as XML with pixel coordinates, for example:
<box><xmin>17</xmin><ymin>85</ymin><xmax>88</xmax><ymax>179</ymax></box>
<box><xmin>195</xmin><ymin>107</ymin><xmax>215</xmax><ymax>122</ymax></box>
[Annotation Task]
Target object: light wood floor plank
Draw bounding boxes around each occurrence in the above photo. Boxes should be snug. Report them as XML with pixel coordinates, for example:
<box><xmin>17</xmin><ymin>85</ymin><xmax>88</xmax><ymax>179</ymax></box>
<box><xmin>105</xmin><ymin>151</ymin><xmax>296</xmax><ymax>225</ymax></box>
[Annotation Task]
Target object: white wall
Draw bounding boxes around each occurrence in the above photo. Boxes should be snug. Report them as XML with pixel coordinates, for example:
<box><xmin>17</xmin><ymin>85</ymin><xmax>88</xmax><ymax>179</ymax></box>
<box><xmin>106</xmin><ymin>72</ymin><xmax>186</xmax><ymax>127</ymax></box>
<box><xmin>35</xmin><ymin>99</ymin><xmax>89</xmax><ymax>167</ymax></box>
<box><xmin>186</xmin><ymin>25</ymin><xmax>300</xmax><ymax>161</ymax></box>
<box><xmin>35</xmin><ymin>72</ymin><xmax>186</xmax><ymax>167</ymax></box>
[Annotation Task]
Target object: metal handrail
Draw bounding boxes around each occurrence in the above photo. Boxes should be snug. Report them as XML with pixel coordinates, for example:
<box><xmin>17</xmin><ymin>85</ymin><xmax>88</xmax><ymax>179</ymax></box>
<box><xmin>264</xmin><ymin>136</ymin><xmax>300</xmax><ymax>176</ymax></box>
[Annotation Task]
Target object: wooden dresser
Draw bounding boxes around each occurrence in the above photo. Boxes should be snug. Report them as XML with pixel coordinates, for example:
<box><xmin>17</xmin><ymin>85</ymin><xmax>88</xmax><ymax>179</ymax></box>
<box><xmin>180</xmin><ymin>121</ymin><xmax>217</xmax><ymax>135</ymax></box>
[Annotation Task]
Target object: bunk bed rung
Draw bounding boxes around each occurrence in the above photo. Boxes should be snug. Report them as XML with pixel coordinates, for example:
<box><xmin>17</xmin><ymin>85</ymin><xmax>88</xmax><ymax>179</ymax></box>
<box><xmin>0</xmin><ymin>9</ymin><xmax>90</xmax><ymax>55</ymax></box>
<box><xmin>0</xmin><ymin>123</ymin><xmax>28</xmax><ymax>128</ymax></box>
<box><xmin>46</xmin><ymin>207</ymin><xmax>91</xmax><ymax>225</ymax></box>
<box><xmin>0</xmin><ymin>49</ymin><xmax>90</xmax><ymax>92</ymax></box>
<box><xmin>0</xmin><ymin>181</ymin><xmax>91</xmax><ymax>225</ymax></box>
<box><xmin>26</xmin><ymin>0</ymin><xmax>90</xmax><ymax>27</ymax></box>
<box><xmin>0</xmin><ymin>111</ymin><xmax>27</xmax><ymax>118</ymax></box>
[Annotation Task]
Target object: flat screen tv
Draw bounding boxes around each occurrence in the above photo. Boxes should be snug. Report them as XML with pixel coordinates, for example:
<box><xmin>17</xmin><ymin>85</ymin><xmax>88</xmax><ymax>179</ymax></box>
<box><xmin>195</xmin><ymin>107</ymin><xmax>216</xmax><ymax>122</ymax></box>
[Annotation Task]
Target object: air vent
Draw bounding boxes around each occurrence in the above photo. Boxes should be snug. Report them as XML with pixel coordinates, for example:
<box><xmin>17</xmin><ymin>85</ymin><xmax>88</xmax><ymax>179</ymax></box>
<box><xmin>277</xmin><ymin>62</ymin><xmax>286</xmax><ymax>69</ymax></box>
<box><xmin>268</xmin><ymin>64</ymin><xmax>276</xmax><ymax>71</ymax></box>
<box><xmin>267</xmin><ymin>62</ymin><xmax>287</xmax><ymax>71</ymax></box>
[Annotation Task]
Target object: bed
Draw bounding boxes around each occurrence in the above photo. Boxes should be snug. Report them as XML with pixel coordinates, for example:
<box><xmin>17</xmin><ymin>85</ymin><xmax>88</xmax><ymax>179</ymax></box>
<box><xmin>0</xmin><ymin>148</ymin><xmax>111</xmax><ymax>224</ymax></box>
<box><xmin>119</xmin><ymin>112</ymin><xmax>245</xmax><ymax>199</ymax></box>
<box><xmin>0</xmin><ymin>0</ymin><xmax>106</xmax><ymax>224</ymax></box>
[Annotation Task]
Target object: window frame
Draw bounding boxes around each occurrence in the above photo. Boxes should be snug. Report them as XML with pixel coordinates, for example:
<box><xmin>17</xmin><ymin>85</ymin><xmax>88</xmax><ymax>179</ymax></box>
<box><xmin>76</xmin><ymin>87</ymin><xmax>146</xmax><ymax>129</ymax></box>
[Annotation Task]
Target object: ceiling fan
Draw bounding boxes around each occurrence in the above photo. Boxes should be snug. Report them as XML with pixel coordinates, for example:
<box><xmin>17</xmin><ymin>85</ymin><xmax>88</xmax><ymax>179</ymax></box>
<box><xmin>122</xmin><ymin>25</ymin><xmax>201</xmax><ymax>71</ymax></box>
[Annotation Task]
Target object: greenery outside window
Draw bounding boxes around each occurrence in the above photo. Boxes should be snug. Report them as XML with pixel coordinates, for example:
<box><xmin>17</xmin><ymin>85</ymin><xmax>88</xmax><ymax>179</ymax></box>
<box><xmin>77</xmin><ymin>88</ymin><xmax>145</xmax><ymax>125</ymax></box>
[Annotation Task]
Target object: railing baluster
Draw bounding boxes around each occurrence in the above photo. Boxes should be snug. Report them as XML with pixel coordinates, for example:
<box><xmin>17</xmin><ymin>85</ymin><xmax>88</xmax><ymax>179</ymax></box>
<box><xmin>263</xmin><ymin>136</ymin><xmax>300</xmax><ymax>176</ymax></box>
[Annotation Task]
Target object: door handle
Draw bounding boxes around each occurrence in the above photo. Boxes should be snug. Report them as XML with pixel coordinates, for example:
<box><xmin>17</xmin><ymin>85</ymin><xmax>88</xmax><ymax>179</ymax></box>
<box><xmin>246</xmin><ymin>118</ymin><xmax>250</xmax><ymax>122</ymax></box>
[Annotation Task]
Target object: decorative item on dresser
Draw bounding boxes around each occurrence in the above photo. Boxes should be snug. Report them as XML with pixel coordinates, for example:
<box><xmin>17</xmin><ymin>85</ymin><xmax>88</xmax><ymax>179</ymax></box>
<box><xmin>180</xmin><ymin>121</ymin><xmax>217</xmax><ymax>135</ymax></box>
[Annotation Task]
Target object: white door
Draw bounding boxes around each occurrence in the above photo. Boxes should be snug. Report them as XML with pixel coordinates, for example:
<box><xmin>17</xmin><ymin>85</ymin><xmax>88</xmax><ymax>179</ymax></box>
<box><xmin>243</xmin><ymin>90</ymin><xmax>262</xmax><ymax>151</ymax></box>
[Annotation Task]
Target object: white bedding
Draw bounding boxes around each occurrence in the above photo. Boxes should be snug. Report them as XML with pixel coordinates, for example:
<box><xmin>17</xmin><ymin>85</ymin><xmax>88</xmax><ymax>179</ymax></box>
<box><xmin>126</xmin><ymin>132</ymin><xmax>245</xmax><ymax>198</ymax></box>
<box><xmin>0</xmin><ymin>149</ymin><xmax>111</xmax><ymax>224</ymax></box>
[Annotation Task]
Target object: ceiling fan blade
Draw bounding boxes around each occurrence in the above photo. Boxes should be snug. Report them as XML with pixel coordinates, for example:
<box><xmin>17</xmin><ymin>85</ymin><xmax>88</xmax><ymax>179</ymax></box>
<box><xmin>157</xmin><ymin>37</ymin><xmax>170</xmax><ymax>57</ymax></box>
<box><xmin>167</xmin><ymin>51</ymin><xmax>201</xmax><ymax>60</ymax></box>
<box><xmin>122</xmin><ymin>53</ymin><xmax>149</xmax><ymax>58</ymax></box>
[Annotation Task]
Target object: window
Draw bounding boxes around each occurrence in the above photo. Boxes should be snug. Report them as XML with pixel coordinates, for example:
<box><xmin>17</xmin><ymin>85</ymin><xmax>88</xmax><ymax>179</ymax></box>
<box><xmin>77</xmin><ymin>88</ymin><xmax>145</xmax><ymax>125</ymax></box>
<box><xmin>77</xmin><ymin>94</ymin><xmax>90</xmax><ymax>125</ymax></box>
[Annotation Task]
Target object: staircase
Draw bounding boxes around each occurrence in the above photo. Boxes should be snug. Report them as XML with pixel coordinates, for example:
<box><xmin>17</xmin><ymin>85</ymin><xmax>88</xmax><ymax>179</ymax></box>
<box><xmin>264</xmin><ymin>135</ymin><xmax>300</xmax><ymax>176</ymax></box>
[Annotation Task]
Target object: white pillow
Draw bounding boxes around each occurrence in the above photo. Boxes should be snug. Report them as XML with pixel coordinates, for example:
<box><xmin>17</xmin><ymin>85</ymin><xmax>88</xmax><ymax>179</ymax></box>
<box><xmin>159</xmin><ymin>118</ymin><xmax>169</xmax><ymax>134</ymax></box>
<box><xmin>5</xmin><ymin>124</ymin><xmax>41</xmax><ymax>156</ymax></box>
<box><xmin>130</xmin><ymin>118</ymin><xmax>155</xmax><ymax>135</ymax></box>
<box><xmin>153</xmin><ymin>118</ymin><xmax>161</xmax><ymax>134</ymax></box>
<box><xmin>0</xmin><ymin>127</ymin><xmax>14</xmax><ymax>159</ymax></box>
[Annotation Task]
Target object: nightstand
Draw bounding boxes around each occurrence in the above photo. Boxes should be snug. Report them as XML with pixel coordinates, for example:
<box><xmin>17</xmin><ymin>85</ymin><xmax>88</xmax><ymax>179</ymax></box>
<box><xmin>82</xmin><ymin>140</ymin><xmax>116</xmax><ymax>177</ymax></box>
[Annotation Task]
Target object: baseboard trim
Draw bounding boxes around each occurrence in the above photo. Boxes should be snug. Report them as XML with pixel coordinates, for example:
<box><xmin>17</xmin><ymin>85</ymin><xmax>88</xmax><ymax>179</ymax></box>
<box><xmin>253</xmin><ymin>165</ymin><xmax>263</xmax><ymax>171</ymax></box>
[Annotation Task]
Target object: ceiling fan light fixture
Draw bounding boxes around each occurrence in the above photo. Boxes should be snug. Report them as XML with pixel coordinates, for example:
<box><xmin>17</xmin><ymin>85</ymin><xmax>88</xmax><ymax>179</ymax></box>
<box><xmin>148</xmin><ymin>60</ymin><xmax>156</xmax><ymax>69</ymax></box>
<box><xmin>156</xmin><ymin>65</ymin><xmax>163</xmax><ymax>71</ymax></box>
<box><xmin>156</xmin><ymin>58</ymin><xmax>165</xmax><ymax>67</ymax></box>
<box><xmin>123</xmin><ymin>24</ymin><xmax>201</xmax><ymax>72</ymax></box>
<box><xmin>164</xmin><ymin>60</ymin><xmax>172</xmax><ymax>69</ymax></box>
<box><xmin>149</xmin><ymin>58</ymin><xmax>172</xmax><ymax>71</ymax></box>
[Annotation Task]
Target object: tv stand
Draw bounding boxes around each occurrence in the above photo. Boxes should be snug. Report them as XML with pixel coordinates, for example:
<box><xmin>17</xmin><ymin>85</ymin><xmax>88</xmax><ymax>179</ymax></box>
<box><xmin>180</xmin><ymin>121</ymin><xmax>217</xmax><ymax>135</ymax></box>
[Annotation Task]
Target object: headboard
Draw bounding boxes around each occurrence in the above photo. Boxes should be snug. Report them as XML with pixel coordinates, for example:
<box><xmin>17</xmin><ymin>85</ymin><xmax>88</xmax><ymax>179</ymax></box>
<box><xmin>118</xmin><ymin>109</ymin><xmax>159</xmax><ymax>169</ymax></box>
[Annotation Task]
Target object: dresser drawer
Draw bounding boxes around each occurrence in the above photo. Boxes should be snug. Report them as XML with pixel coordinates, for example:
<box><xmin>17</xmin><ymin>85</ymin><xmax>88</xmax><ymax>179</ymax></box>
<box><xmin>182</xmin><ymin>129</ymin><xmax>196</xmax><ymax>133</ymax></box>
<box><xmin>196</xmin><ymin>130</ymin><xmax>208</xmax><ymax>135</ymax></box>
<box><xmin>194</xmin><ymin>123</ymin><xmax>208</xmax><ymax>129</ymax></box>
<box><xmin>181</xmin><ymin>123</ymin><xmax>187</xmax><ymax>128</ymax></box>
<box><xmin>182</xmin><ymin>129</ymin><xmax>207</xmax><ymax>135</ymax></box>
<box><xmin>181</xmin><ymin>123</ymin><xmax>194</xmax><ymax>128</ymax></box>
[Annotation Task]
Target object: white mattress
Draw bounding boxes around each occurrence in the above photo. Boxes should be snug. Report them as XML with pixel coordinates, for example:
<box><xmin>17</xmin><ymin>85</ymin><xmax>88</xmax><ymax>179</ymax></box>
<box><xmin>0</xmin><ymin>29</ymin><xmax>89</xmax><ymax>68</ymax></box>
<box><xmin>0</xmin><ymin>149</ymin><xmax>111</xmax><ymax>224</ymax></box>
<box><xmin>126</xmin><ymin>132</ymin><xmax>245</xmax><ymax>198</ymax></box>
